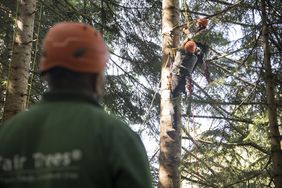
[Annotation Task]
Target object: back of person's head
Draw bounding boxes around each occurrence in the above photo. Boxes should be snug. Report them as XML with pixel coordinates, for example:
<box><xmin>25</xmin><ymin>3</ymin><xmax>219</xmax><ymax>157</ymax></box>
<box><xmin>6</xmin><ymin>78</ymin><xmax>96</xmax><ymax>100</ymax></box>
<box><xmin>42</xmin><ymin>67</ymin><xmax>100</xmax><ymax>91</ymax></box>
<box><xmin>38</xmin><ymin>22</ymin><xmax>108</xmax><ymax>93</ymax></box>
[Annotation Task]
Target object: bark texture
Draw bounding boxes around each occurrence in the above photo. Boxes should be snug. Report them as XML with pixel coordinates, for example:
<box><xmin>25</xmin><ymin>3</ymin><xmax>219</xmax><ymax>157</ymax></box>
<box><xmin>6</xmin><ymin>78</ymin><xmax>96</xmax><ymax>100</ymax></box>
<box><xmin>159</xmin><ymin>0</ymin><xmax>181</xmax><ymax>187</ymax></box>
<box><xmin>261</xmin><ymin>0</ymin><xmax>282</xmax><ymax>186</ymax></box>
<box><xmin>3</xmin><ymin>0</ymin><xmax>36</xmax><ymax>121</ymax></box>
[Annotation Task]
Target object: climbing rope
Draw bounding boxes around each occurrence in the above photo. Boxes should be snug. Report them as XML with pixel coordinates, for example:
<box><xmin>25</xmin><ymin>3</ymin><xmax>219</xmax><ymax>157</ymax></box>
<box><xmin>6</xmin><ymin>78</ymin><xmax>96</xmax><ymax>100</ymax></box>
<box><xmin>203</xmin><ymin>60</ymin><xmax>212</xmax><ymax>83</ymax></box>
<box><xmin>138</xmin><ymin>80</ymin><xmax>161</xmax><ymax>132</ymax></box>
<box><xmin>138</xmin><ymin>54</ymin><xmax>173</xmax><ymax>136</ymax></box>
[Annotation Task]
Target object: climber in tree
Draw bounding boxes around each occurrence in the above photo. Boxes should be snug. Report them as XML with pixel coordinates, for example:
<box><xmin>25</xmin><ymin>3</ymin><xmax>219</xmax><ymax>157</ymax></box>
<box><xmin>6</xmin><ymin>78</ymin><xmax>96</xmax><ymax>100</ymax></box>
<box><xmin>182</xmin><ymin>18</ymin><xmax>209</xmax><ymax>37</ymax></box>
<box><xmin>194</xmin><ymin>18</ymin><xmax>212</xmax><ymax>83</ymax></box>
<box><xmin>194</xmin><ymin>18</ymin><xmax>209</xmax><ymax>67</ymax></box>
<box><xmin>183</xmin><ymin>18</ymin><xmax>211</xmax><ymax>83</ymax></box>
<box><xmin>171</xmin><ymin>40</ymin><xmax>197</xmax><ymax>98</ymax></box>
<box><xmin>195</xmin><ymin>18</ymin><xmax>209</xmax><ymax>33</ymax></box>
<box><xmin>171</xmin><ymin>18</ymin><xmax>211</xmax><ymax>97</ymax></box>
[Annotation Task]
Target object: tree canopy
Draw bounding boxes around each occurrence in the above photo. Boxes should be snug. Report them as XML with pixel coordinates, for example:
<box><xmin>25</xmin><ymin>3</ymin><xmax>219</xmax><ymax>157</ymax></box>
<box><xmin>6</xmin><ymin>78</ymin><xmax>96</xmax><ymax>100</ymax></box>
<box><xmin>0</xmin><ymin>0</ymin><xmax>281</xmax><ymax>187</ymax></box>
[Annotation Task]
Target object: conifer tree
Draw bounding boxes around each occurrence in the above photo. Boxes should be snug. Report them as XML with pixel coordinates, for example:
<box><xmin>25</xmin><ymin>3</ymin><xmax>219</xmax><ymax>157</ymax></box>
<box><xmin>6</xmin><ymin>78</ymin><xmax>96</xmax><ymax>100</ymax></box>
<box><xmin>3</xmin><ymin>0</ymin><xmax>36</xmax><ymax>121</ymax></box>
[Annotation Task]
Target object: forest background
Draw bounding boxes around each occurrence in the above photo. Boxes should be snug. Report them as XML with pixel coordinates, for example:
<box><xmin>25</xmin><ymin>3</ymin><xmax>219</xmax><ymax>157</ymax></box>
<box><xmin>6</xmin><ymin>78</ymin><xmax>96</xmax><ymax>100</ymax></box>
<box><xmin>0</xmin><ymin>0</ymin><xmax>281</xmax><ymax>187</ymax></box>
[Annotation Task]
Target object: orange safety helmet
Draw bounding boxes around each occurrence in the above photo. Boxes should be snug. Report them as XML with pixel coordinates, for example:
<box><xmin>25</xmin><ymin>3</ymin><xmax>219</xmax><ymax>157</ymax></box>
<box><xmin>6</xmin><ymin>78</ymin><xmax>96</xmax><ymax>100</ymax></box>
<box><xmin>184</xmin><ymin>40</ymin><xmax>197</xmax><ymax>53</ymax></box>
<box><xmin>197</xmin><ymin>18</ymin><xmax>209</xmax><ymax>27</ymax></box>
<box><xmin>39</xmin><ymin>22</ymin><xmax>109</xmax><ymax>73</ymax></box>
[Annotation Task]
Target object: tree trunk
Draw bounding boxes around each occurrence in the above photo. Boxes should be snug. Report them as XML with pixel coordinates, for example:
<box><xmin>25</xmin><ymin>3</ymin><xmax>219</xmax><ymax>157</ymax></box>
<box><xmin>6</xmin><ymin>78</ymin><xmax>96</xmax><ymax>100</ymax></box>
<box><xmin>159</xmin><ymin>0</ymin><xmax>181</xmax><ymax>187</ymax></box>
<box><xmin>261</xmin><ymin>0</ymin><xmax>282</xmax><ymax>186</ymax></box>
<box><xmin>3</xmin><ymin>0</ymin><xmax>36</xmax><ymax>121</ymax></box>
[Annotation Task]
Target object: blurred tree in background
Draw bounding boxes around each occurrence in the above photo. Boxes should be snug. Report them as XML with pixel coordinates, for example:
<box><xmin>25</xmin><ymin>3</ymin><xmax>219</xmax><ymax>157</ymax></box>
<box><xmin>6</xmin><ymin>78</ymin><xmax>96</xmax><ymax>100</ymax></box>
<box><xmin>0</xmin><ymin>0</ymin><xmax>281</xmax><ymax>187</ymax></box>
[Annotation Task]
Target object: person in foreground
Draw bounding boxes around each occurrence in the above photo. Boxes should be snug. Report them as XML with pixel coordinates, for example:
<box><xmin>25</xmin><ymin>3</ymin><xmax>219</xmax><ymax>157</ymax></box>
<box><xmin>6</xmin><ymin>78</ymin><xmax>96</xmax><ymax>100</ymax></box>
<box><xmin>0</xmin><ymin>22</ymin><xmax>152</xmax><ymax>188</ymax></box>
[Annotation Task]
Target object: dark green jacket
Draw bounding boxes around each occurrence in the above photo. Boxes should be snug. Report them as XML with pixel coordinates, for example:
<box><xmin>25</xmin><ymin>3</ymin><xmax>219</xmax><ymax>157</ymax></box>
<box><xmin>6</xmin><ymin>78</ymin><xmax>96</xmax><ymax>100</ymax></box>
<box><xmin>0</xmin><ymin>91</ymin><xmax>152</xmax><ymax>188</ymax></box>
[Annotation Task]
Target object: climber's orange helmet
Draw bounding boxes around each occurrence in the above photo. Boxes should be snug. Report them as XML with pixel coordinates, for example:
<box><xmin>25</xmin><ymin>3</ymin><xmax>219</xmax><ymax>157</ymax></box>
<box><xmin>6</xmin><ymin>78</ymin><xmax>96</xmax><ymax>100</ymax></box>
<box><xmin>39</xmin><ymin>22</ymin><xmax>109</xmax><ymax>74</ymax></box>
<box><xmin>184</xmin><ymin>40</ymin><xmax>197</xmax><ymax>53</ymax></box>
<box><xmin>197</xmin><ymin>18</ymin><xmax>209</xmax><ymax>27</ymax></box>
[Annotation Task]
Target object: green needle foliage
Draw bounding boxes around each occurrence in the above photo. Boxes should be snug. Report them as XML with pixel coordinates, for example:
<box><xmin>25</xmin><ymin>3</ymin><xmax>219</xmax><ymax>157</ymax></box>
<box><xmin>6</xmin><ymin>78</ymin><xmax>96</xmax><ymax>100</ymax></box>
<box><xmin>0</xmin><ymin>0</ymin><xmax>281</xmax><ymax>186</ymax></box>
